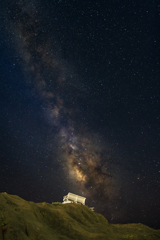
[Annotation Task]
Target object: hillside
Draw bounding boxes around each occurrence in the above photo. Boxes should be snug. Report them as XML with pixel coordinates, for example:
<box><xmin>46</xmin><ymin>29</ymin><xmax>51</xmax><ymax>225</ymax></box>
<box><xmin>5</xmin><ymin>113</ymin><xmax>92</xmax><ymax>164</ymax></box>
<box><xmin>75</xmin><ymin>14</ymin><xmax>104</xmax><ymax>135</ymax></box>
<box><xmin>0</xmin><ymin>192</ymin><xmax>160</xmax><ymax>240</ymax></box>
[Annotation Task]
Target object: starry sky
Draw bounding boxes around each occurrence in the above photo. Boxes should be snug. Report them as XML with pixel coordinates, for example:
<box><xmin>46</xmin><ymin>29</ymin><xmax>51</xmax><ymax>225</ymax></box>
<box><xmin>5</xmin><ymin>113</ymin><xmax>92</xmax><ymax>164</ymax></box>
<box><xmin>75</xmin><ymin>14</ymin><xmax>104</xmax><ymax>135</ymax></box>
<box><xmin>0</xmin><ymin>0</ymin><xmax>160</xmax><ymax>229</ymax></box>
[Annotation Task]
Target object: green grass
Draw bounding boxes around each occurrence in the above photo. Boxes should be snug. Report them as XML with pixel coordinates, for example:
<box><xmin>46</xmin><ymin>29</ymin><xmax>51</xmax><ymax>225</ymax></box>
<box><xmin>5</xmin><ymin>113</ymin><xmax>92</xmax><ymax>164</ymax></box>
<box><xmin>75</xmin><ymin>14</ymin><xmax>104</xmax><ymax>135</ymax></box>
<box><xmin>0</xmin><ymin>192</ymin><xmax>160</xmax><ymax>240</ymax></box>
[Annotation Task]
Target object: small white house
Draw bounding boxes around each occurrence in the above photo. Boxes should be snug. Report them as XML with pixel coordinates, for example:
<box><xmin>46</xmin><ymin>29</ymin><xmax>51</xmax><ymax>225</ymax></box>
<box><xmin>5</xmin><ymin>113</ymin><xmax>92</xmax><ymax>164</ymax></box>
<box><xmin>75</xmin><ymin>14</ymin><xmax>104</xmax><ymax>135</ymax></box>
<box><xmin>62</xmin><ymin>192</ymin><xmax>86</xmax><ymax>205</ymax></box>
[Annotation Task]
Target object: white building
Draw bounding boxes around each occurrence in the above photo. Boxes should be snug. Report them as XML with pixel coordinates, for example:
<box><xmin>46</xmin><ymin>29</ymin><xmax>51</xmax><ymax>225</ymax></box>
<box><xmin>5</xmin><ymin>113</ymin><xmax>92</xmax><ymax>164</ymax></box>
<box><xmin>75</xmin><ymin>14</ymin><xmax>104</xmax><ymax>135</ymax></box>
<box><xmin>62</xmin><ymin>192</ymin><xmax>86</xmax><ymax>205</ymax></box>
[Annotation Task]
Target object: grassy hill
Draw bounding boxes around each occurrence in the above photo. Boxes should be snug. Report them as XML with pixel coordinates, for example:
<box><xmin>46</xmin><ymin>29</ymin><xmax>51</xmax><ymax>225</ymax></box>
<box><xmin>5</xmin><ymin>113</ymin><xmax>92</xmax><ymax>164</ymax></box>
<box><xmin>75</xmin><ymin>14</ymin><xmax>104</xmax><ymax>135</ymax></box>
<box><xmin>0</xmin><ymin>192</ymin><xmax>160</xmax><ymax>240</ymax></box>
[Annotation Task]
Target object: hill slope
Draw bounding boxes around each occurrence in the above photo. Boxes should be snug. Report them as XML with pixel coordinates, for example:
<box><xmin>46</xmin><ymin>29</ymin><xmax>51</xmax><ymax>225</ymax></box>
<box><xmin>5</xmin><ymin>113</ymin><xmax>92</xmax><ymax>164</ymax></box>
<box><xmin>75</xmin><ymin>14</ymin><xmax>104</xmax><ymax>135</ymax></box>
<box><xmin>0</xmin><ymin>192</ymin><xmax>160</xmax><ymax>240</ymax></box>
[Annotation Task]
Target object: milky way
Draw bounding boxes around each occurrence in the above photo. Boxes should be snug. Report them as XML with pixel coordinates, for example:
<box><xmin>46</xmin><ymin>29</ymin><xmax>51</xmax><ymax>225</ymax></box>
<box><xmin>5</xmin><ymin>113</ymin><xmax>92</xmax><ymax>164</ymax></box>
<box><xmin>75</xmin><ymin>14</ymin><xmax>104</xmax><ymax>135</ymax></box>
<box><xmin>7</xmin><ymin>0</ymin><xmax>124</xmax><ymax>219</ymax></box>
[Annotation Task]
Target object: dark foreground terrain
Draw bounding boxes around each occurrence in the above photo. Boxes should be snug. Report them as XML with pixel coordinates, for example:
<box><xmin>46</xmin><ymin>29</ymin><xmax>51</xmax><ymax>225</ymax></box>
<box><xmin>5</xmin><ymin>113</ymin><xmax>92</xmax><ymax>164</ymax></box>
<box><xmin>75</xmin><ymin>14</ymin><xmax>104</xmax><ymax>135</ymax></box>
<box><xmin>0</xmin><ymin>192</ymin><xmax>160</xmax><ymax>240</ymax></box>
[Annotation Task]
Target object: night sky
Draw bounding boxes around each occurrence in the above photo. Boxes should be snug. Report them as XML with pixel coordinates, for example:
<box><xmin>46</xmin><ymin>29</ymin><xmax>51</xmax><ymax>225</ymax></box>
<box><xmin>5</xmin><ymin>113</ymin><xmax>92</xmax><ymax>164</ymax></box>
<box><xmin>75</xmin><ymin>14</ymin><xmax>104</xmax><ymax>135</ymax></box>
<box><xmin>0</xmin><ymin>0</ymin><xmax>160</xmax><ymax>229</ymax></box>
